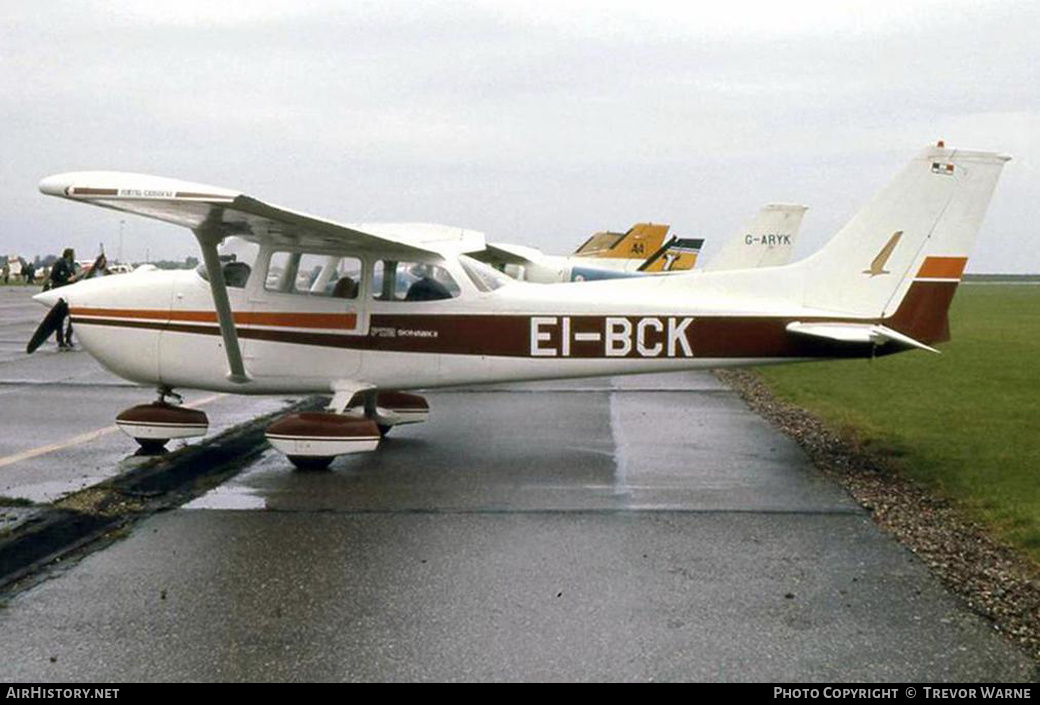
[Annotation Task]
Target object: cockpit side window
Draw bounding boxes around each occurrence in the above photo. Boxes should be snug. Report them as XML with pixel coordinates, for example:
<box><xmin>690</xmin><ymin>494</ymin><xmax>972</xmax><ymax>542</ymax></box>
<box><xmin>372</xmin><ymin>261</ymin><xmax>461</xmax><ymax>302</ymax></box>
<box><xmin>265</xmin><ymin>252</ymin><xmax>363</xmax><ymax>299</ymax></box>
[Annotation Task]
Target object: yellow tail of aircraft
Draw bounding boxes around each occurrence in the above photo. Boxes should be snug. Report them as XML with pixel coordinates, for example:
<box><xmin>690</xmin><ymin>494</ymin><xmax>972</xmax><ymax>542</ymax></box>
<box><xmin>572</xmin><ymin>223</ymin><xmax>670</xmax><ymax>260</ymax></box>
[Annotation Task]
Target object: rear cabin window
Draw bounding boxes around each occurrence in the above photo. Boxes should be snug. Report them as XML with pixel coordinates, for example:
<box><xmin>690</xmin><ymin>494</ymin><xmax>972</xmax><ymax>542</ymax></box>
<box><xmin>266</xmin><ymin>252</ymin><xmax>363</xmax><ymax>299</ymax></box>
<box><xmin>372</xmin><ymin>261</ymin><xmax>461</xmax><ymax>302</ymax></box>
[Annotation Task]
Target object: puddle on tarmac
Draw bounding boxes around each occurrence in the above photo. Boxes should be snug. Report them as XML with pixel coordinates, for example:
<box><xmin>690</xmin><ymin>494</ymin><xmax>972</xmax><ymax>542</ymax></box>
<box><xmin>183</xmin><ymin>484</ymin><xmax>268</xmax><ymax>510</ymax></box>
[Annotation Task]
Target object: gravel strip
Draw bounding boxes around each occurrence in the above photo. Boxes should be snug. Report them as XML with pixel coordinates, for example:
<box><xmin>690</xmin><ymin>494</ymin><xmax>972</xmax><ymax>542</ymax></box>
<box><xmin>717</xmin><ymin>368</ymin><xmax>1040</xmax><ymax>662</ymax></box>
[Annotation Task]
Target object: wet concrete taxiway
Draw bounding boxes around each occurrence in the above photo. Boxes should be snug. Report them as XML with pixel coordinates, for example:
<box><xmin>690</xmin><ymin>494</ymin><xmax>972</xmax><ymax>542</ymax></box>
<box><xmin>0</xmin><ymin>307</ymin><xmax>1034</xmax><ymax>682</ymax></box>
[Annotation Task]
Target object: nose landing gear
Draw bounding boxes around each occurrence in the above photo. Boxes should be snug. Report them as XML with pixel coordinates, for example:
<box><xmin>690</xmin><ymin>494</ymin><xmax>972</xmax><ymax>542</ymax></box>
<box><xmin>115</xmin><ymin>387</ymin><xmax>209</xmax><ymax>452</ymax></box>
<box><xmin>265</xmin><ymin>390</ymin><xmax>430</xmax><ymax>469</ymax></box>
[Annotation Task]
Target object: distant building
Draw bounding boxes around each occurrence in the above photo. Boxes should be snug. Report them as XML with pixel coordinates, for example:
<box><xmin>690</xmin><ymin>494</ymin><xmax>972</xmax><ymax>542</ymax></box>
<box><xmin>6</xmin><ymin>255</ymin><xmax>23</xmax><ymax>277</ymax></box>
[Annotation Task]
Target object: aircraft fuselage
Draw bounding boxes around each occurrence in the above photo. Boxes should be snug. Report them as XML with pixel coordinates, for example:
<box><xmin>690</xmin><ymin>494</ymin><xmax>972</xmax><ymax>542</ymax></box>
<box><xmin>47</xmin><ymin>257</ymin><xmax>898</xmax><ymax>396</ymax></box>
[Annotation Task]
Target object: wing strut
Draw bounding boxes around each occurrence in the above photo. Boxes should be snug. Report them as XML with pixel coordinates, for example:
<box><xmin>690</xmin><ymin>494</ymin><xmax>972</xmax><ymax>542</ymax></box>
<box><xmin>194</xmin><ymin>228</ymin><xmax>251</xmax><ymax>384</ymax></box>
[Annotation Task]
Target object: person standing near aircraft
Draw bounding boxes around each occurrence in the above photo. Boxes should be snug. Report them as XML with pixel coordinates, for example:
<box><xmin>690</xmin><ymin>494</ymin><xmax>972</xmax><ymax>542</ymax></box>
<box><xmin>23</xmin><ymin>261</ymin><xmax>35</xmax><ymax>286</ymax></box>
<box><xmin>48</xmin><ymin>248</ymin><xmax>79</xmax><ymax>350</ymax></box>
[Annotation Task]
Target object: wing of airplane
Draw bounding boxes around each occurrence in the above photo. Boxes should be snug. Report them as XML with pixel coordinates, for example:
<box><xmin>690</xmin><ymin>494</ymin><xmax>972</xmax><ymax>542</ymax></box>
<box><xmin>38</xmin><ymin>171</ymin><xmax>479</xmax><ymax>384</ymax></box>
<box><xmin>39</xmin><ymin>172</ymin><xmax>451</xmax><ymax>260</ymax></box>
<box><xmin>702</xmin><ymin>203</ymin><xmax>807</xmax><ymax>272</ymax></box>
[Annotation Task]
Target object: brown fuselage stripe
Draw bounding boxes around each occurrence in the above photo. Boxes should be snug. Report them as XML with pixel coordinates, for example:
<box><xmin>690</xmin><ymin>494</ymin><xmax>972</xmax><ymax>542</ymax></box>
<box><xmin>917</xmin><ymin>256</ymin><xmax>968</xmax><ymax>279</ymax></box>
<box><xmin>69</xmin><ymin>281</ymin><xmax>960</xmax><ymax>358</ymax></box>
<box><xmin>70</xmin><ymin>314</ymin><xmax>832</xmax><ymax>358</ymax></box>
<box><xmin>71</xmin><ymin>307</ymin><xmax>358</xmax><ymax>330</ymax></box>
<box><xmin>68</xmin><ymin>280</ymin><xmax>961</xmax><ymax>359</ymax></box>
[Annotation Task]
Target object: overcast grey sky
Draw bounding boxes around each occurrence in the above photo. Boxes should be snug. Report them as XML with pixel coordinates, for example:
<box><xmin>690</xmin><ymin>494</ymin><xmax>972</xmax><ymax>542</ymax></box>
<box><xmin>3</xmin><ymin>0</ymin><xmax>1037</xmax><ymax>271</ymax></box>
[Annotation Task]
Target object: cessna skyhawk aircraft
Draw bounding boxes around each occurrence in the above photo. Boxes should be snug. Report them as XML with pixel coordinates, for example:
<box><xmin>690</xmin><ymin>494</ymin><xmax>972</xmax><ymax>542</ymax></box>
<box><xmin>479</xmin><ymin>203</ymin><xmax>806</xmax><ymax>283</ymax></box>
<box><xmin>32</xmin><ymin>143</ymin><xmax>1007</xmax><ymax>468</ymax></box>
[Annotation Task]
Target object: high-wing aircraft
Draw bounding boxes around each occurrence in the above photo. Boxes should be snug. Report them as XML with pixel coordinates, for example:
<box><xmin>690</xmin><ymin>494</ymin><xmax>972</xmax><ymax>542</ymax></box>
<box><xmin>32</xmin><ymin>144</ymin><xmax>1008</xmax><ymax>468</ymax></box>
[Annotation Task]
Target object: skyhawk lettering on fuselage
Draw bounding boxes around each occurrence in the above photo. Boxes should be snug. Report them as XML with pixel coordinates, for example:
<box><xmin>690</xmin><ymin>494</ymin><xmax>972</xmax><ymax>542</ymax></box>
<box><xmin>530</xmin><ymin>316</ymin><xmax>694</xmax><ymax>358</ymax></box>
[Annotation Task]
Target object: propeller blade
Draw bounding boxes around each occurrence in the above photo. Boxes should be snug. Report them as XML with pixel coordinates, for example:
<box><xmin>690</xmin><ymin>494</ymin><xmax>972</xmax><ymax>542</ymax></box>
<box><xmin>26</xmin><ymin>298</ymin><xmax>68</xmax><ymax>354</ymax></box>
<box><xmin>85</xmin><ymin>253</ymin><xmax>106</xmax><ymax>279</ymax></box>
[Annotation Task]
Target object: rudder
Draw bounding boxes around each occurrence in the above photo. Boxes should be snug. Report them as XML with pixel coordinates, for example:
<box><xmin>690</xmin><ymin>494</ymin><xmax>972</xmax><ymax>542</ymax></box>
<box><xmin>799</xmin><ymin>144</ymin><xmax>1009</xmax><ymax>332</ymax></box>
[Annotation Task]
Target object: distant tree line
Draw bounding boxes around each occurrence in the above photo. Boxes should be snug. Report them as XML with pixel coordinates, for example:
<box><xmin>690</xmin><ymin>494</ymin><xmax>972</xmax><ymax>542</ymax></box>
<box><xmin>145</xmin><ymin>256</ymin><xmax>200</xmax><ymax>270</ymax></box>
<box><xmin>23</xmin><ymin>254</ymin><xmax>199</xmax><ymax>269</ymax></box>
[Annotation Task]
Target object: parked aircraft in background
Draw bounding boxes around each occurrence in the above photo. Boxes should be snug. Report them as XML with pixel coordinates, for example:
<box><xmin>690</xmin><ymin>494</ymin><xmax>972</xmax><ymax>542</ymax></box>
<box><xmin>573</xmin><ymin>222</ymin><xmax>670</xmax><ymax>260</ymax></box>
<box><xmin>701</xmin><ymin>204</ymin><xmax>807</xmax><ymax>272</ymax></box>
<box><xmin>480</xmin><ymin>203</ymin><xmax>806</xmax><ymax>284</ymax></box>
<box><xmin>30</xmin><ymin>143</ymin><xmax>1007</xmax><ymax>469</ymax></box>
<box><xmin>474</xmin><ymin>231</ymin><xmax>704</xmax><ymax>283</ymax></box>
<box><xmin>476</xmin><ymin>222</ymin><xmax>675</xmax><ymax>283</ymax></box>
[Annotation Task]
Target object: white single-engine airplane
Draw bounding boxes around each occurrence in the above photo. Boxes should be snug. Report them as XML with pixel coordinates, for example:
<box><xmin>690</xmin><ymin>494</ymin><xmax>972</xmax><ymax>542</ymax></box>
<box><xmin>32</xmin><ymin>143</ymin><xmax>1007</xmax><ymax>468</ymax></box>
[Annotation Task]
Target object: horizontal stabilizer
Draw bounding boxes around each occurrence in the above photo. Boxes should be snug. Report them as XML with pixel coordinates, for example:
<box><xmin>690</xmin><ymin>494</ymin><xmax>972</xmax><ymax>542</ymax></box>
<box><xmin>786</xmin><ymin>321</ymin><xmax>939</xmax><ymax>354</ymax></box>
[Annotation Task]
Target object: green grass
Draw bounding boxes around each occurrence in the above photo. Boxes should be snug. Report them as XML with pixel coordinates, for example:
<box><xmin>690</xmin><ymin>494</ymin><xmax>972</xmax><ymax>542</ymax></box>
<box><xmin>756</xmin><ymin>284</ymin><xmax>1040</xmax><ymax>559</ymax></box>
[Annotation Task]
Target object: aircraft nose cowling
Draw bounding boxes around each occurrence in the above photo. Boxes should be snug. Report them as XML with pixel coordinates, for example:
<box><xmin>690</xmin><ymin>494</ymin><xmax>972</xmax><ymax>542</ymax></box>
<box><xmin>33</xmin><ymin>288</ymin><xmax>62</xmax><ymax>307</ymax></box>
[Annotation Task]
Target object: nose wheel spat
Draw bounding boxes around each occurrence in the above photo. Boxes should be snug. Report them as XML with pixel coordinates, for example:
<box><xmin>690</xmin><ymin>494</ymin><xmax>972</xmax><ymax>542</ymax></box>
<box><xmin>115</xmin><ymin>401</ymin><xmax>209</xmax><ymax>451</ymax></box>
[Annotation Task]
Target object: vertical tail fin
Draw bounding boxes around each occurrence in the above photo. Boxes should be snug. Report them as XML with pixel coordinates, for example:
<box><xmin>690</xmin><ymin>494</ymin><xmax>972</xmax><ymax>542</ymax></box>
<box><xmin>799</xmin><ymin>145</ymin><xmax>1009</xmax><ymax>338</ymax></box>
<box><xmin>703</xmin><ymin>203</ymin><xmax>807</xmax><ymax>272</ymax></box>
<box><xmin>572</xmin><ymin>223</ymin><xmax>670</xmax><ymax>259</ymax></box>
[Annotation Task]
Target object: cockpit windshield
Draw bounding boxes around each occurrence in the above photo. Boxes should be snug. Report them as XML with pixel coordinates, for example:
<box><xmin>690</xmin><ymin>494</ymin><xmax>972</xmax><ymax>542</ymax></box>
<box><xmin>459</xmin><ymin>255</ymin><xmax>514</xmax><ymax>292</ymax></box>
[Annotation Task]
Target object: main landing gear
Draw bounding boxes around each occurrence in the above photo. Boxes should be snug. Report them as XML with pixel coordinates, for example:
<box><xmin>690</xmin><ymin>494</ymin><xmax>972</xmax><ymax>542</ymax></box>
<box><xmin>113</xmin><ymin>387</ymin><xmax>429</xmax><ymax>469</ymax></box>
<box><xmin>266</xmin><ymin>413</ymin><xmax>380</xmax><ymax>469</ymax></box>
<box><xmin>265</xmin><ymin>391</ymin><xmax>429</xmax><ymax>470</ymax></box>
<box><xmin>115</xmin><ymin>387</ymin><xmax>209</xmax><ymax>453</ymax></box>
